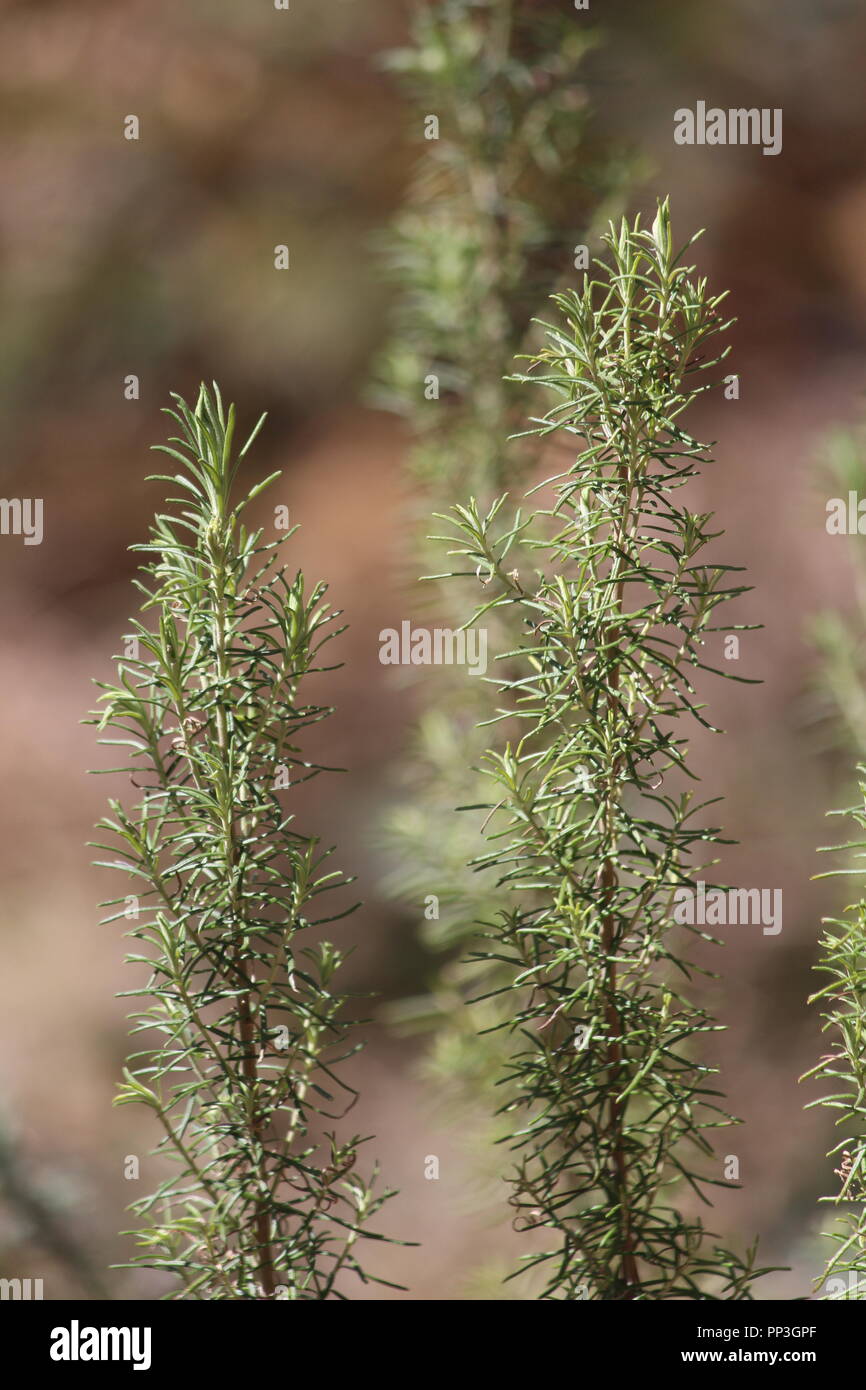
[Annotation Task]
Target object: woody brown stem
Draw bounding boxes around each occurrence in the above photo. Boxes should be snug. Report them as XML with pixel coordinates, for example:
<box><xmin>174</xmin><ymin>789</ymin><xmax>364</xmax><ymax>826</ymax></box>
<box><xmin>236</xmin><ymin>968</ymin><xmax>276</xmax><ymax>1298</ymax></box>
<box><xmin>601</xmin><ymin>863</ymin><xmax>639</xmax><ymax>1296</ymax></box>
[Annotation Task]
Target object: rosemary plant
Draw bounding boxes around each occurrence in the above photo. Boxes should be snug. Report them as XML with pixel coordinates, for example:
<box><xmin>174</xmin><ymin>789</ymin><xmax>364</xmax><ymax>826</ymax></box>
<box><xmin>432</xmin><ymin>203</ymin><xmax>765</xmax><ymax>1298</ymax></box>
<box><xmin>803</xmin><ymin>427</ymin><xmax>866</xmax><ymax>1299</ymax></box>
<box><xmin>378</xmin><ymin>0</ymin><xmax>629</xmax><ymax>500</ymax></box>
<box><xmin>90</xmin><ymin>386</ymin><xmax>395</xmax><ymax>1299</ymax></box>
<box><xmin>376</xmin><ymin>1</ymin><xmax>631</xmax><ymax>1199</ymax></box>
<box><xmin>808</xmin><ymin>818</ymin><xmax>866</xmax><ymax>1298</ymax></box>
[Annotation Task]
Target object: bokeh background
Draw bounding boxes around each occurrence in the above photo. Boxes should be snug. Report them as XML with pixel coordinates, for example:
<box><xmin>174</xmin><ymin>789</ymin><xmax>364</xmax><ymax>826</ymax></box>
<box><xmin>2</xmin><ymin>0</ymin><xmax>866</xmax><ymax>1300</ymax></box>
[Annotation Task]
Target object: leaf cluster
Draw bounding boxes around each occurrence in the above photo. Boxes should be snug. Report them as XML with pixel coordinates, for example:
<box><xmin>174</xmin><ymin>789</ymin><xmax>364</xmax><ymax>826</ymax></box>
<box><xmin>430</xmin><ymin>204</ymin><xmax>766</xmax><ymax>1298</ymax></box>
<box><xmin>89</xmin><ymin>386</ymin><xmax>396</xmax><ymax>1299</ymax></box>
<box><xmin>805</xmin><ymin>420</ymin><xmax>866</xmax><ymax>1299</ymax></box>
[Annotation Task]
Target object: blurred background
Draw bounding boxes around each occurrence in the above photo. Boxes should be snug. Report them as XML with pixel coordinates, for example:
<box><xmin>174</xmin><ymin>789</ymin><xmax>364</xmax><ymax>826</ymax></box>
<box><xmin>2</xmin><ymin>0</ymin><xmax>866</xmax><ymax>1299</ymax></box>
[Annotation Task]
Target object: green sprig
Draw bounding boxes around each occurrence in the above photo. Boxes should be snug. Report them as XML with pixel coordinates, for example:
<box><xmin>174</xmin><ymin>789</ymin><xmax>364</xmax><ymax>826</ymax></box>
<box><xmin>89</xmin><ymin>385</ymin><xmax>399</xmax><ymax>1300</ymax></box>
<box><xmin>434</xmin><ymin>204</ymin><xmax>768</xmax><ymax>1299</ymax></box>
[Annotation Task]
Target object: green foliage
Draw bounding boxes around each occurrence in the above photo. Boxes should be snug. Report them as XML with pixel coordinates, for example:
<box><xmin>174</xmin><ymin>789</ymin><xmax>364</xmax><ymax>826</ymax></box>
<box><xmin>431</xmin><ymin>204</ymin><xmax>766</xmax><ymax>1298</ymax></box>
<box><xmin>805</xmin><ymin>425</ymin><xmax>866</xmax><ymax>1300</ymax></box>
<box><xmin>375</xmin><ymin>1</ymin><xmax>634</xmax><ymax>1270</ymax></box>
<box><xmin>806</xmin><ymin>818</ymin><xmax>866</xmax><ymax>1299</ymax></box>
<box><xmin>89</xmin><ymin>386</ymin><xmax>397</xmax><ymax>1300</ymax></box>
<box><xmin>377</xmin><ymin>0</ymin><xmax>632</xmax><ymax>498</ymax></box>
<box><xmin>808</xmin><ymin>426</ymin><xmax>866</xmax><ymax>757</ymax></box>
<box><xmin>377</xmin><ymin>0</ymin><xmax>630</xmax><ymax>1079</ymax></box>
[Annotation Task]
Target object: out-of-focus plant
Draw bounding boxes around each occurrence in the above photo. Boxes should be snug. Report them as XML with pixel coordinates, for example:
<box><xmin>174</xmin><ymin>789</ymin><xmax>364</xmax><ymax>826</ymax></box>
<box><xmin>374</xmin><ymin>1</ymin><xmax>633</xmax><ymax>1235</ymax></box>
<box><xmin>803</xmin><ymin>428</ymin><xmax>866</xmax><ymax>1301</ymax></box>
<box><xmin>89</xmin><ymin>386</ymin><xmax>398</xmax><ymax>1300</ymax></box>
<box><xmin>377</xmin><ymin>0</ymin><xmax>631</xmax><ymax>499</ymax></box>
<box><xmin>430</xmin><ymin>204</ymin><xmax>767</xmax><ymax>1298</ymax></box>
<box><xmin>808</xmin><ymin>428</ymin><xmax>866</xmax><ymax>756</ymax></box>
<box><xmin>0</xmin><ymin>1110</ymin><xmax>108</xmax><ymax>1300</ymax></box>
